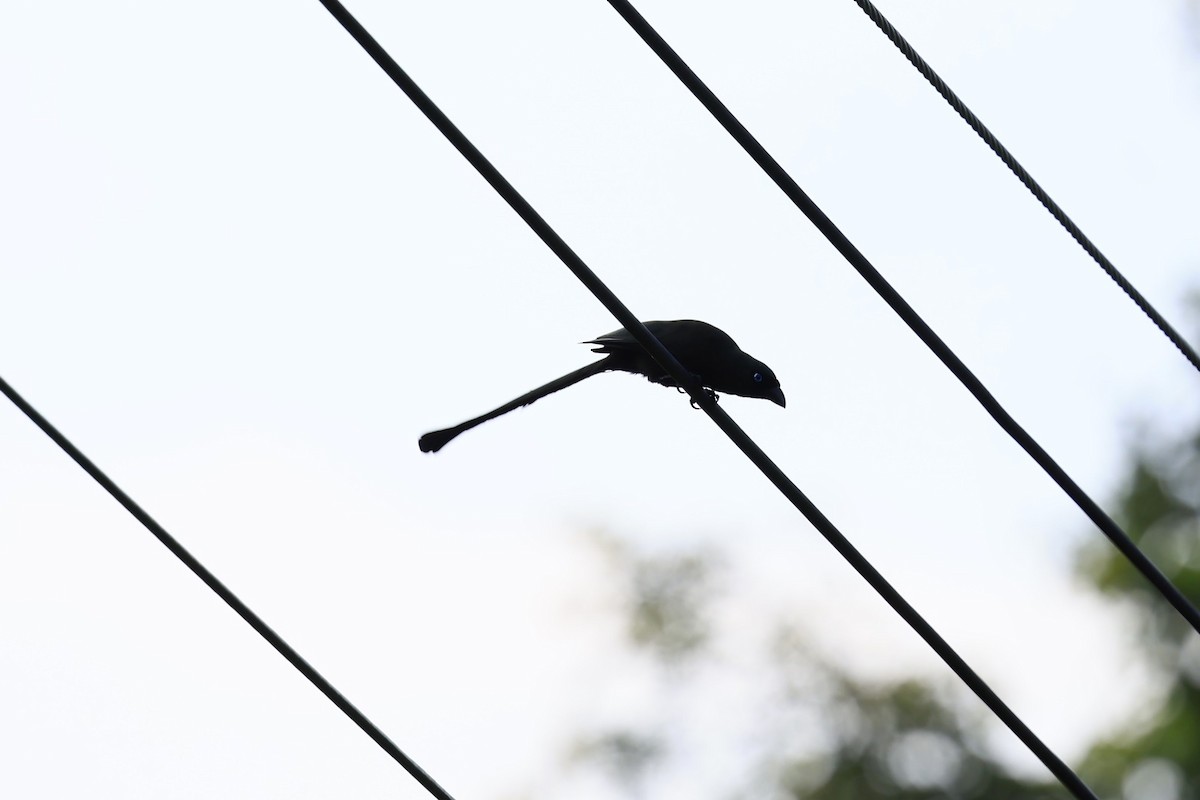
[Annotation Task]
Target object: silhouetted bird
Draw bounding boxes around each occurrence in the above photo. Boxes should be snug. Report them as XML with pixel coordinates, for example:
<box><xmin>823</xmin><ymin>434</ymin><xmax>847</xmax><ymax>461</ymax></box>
<box><xmin>419</xmin><ymin>319</ymin><xmax>784</xmax><ymax>453</ymax></box>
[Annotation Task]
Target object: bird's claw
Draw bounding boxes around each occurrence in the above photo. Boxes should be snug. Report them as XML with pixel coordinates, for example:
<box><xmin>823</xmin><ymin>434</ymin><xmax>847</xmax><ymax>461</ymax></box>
<box><xmin>690</xmin><ymin>388</ymin><xmax>719</xmax><ymax>409</ymax></box>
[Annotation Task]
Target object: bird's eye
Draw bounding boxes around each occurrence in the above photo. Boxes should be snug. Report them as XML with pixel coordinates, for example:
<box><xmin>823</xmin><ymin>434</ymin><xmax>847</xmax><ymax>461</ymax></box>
<box><xmin>753</xmin><ymin>372</ymin><xmax>764</xmax><ymax>383</ymax></box>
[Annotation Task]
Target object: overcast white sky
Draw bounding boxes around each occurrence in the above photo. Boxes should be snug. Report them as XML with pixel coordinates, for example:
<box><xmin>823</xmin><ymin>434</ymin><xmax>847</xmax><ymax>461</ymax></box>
<box><xmin>3</xmin><ymin>1</ymin><xmax>1199</xmax><ymax>797</ymax></box>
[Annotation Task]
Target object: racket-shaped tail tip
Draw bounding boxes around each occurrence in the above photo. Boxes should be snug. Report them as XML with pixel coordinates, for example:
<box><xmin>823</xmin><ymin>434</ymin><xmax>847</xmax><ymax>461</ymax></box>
<box><xmin>418</xmin><ymin>428</ymin><xmax>457</xmax><ymax>453</ymax></box>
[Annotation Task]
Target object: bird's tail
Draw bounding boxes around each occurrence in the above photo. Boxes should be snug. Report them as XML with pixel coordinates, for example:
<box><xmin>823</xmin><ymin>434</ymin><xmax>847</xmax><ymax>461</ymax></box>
<box><xmin>418</xmin><ymin>358</ymin><xmax>611</xmax><ymax>453</ymax></box>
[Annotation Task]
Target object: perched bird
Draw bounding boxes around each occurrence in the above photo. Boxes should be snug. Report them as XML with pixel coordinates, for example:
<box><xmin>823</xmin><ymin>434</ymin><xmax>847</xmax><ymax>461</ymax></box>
<box><xmin>418</xmin><ymin>319</ymin><xmax>784</xmax><ymax>453</ymax></box>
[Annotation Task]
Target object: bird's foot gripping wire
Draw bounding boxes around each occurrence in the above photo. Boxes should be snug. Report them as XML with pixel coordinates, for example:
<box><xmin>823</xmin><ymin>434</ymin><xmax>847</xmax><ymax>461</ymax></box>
<box><xmin>678</xmin><ymin>385</ymin><xmax>719</xmax><ymax>408</ymax></box>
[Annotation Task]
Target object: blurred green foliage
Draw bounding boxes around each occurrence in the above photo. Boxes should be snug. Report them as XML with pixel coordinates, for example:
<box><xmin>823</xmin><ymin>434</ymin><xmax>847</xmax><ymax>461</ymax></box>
<box><xmin>1073</xmin><ymin>432</ymin><xmax>1200</xmax><ymax>799</ymax></box>
<box><xmin>766</xmin><ymin>629</ymin><xmax>1065</xmax><ymax>799</ymax></box>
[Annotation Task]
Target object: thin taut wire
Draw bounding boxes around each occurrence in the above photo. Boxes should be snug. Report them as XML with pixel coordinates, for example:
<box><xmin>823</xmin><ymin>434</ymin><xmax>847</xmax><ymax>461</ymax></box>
<box><xmin>0</xmin><ymin>375</ymin><xmax>458</xmax><ymax>800</ymax></box>
<box><xmin>314</xmin><ymin>2</ymin><xmax>1096</xmax><ymax>796</ymax></box>
<box><xmin>602</xmin><ymin>0</ymin><xmax>1200</xmax><ymax>637</ymax></box>
<box><xmin>848</xmin><ymin>0</ymin><xmax>1200</xmax><ymax>374</ymax></box>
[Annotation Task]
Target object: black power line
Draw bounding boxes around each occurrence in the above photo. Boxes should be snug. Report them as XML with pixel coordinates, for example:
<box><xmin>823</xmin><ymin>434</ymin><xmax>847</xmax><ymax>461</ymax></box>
<box><xmin>0</xmin><ymin>375</ymin><xmax>458</xmax><ymax>800</ymax></box>
<box><xmin>314</xmin><ymin>2</ymin><xmax>1097</xmax><ymax>796</ymax></box>
<box><xmin>602</xmin><ymin>0</ymin><xmax>1200</xmax><ymax>636</ymax></box>
<box><xmin>847</xmin><ymin>0</ymin><xmax>1200</xmax><ymax>374</ymax></box>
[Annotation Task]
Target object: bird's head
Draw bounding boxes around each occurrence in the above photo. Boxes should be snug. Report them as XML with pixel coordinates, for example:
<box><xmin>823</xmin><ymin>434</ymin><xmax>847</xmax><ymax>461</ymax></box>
<box><xmin>728</xmin><ymin>358</ymin><xmax>785</xmax><ymax>407</ymax></box>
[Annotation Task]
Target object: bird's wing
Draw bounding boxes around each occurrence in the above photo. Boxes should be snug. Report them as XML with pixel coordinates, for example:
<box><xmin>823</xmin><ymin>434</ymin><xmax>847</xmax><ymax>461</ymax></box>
<box><xmin>584</xmin><ymin>320</ymin><xmax>713</xmax><ymax>354</ymax></box>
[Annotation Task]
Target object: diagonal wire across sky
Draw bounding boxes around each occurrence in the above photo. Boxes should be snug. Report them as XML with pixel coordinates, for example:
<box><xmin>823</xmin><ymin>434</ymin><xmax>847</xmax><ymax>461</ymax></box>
<box><xmin>846</xmin><ymin>0</ymin><xmax>1200</xmax><ymax>374</ymax></box>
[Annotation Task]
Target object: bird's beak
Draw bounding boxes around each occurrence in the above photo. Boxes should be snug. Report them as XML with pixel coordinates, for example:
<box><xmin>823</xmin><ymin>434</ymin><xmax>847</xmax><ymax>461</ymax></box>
<box><xmin>769</xmin><ymin>386</ymin><xmax>786</xmax><ymax>408</ymax></box>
